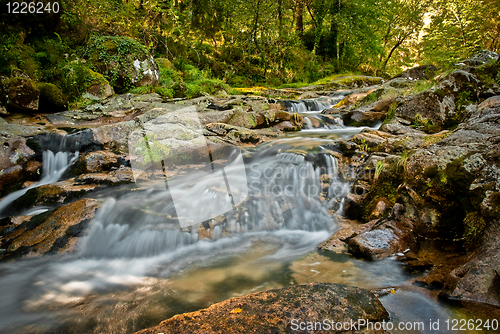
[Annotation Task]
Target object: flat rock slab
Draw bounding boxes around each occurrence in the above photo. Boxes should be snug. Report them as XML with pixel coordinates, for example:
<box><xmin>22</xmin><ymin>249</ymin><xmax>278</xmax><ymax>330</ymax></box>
<box><xmin>135</xmin><ymin>283</ymin><xmax>388</xmax><ymax>334</ymax></box>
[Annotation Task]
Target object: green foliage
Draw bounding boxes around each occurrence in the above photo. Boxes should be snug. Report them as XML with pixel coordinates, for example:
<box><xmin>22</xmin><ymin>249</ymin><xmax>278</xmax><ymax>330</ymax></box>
<box><xmin>85</xmin><ymin>34</ymin><xmax>150</xmax><ymax>90</ymax></box>
<box><xmin>374</xmin><ymin>160</ymin><xmax>385</xmax><ymax>181</ymax></box>
<box><xmin>382</xmin><ymin>101</ymin><xmax>399</xmax><ymax>125</ymax></box>
<box><xmin>60</xmin><ymin>62</ymin><xmax>110</xmax><ymax>100</ymax></box>
<box><xmin>420</xmin><ymin>0</ymin><xmax>498</xmax><ymax>66</ymax></box>
<box><xmin>411</xmin><ymin>113</ymin><xmax>441</xmax><ymax>133</ymax></box>
<box><xmin>396</xmin><ymin>150</ymin><xmax>409</xmax><ymax>173</ymax></box>
<box><xmin>357</xmin><ymin>139</ymin><xmax>369</xmax><ymax>152</ymax></box>
<box><xmin>2</xmin><ymin>0</ymin><xmax>498</xmax><ymax>98</ymax></box>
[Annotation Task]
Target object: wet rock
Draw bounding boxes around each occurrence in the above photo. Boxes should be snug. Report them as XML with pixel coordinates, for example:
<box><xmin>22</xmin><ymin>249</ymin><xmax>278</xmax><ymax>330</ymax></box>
<box><xmin>0</xmin><ymin>199</ymin><xmax>101</xmax><ymax>259</ymax></box>
<box><xmin>337</xmin><ymin>140</ymin><xmax>358</xmax><ymax>156</ymax></box>
<box><xmin>273</xmin><ymin>121</ymin><xmax>300</xmax><ymax>131</ymax></box>
<box><xmin>197</xmin><ymin>108</ymin><xmax>233</xmax><ymax>125</ymax></box>
<box><xmin>369</xmin><ymin>198</ymin><xmax>392</xmax><ymax>220</ymax></box>
<box><xmin>348</xmin><ymin>204</ymin><xmax>416</xmax><ymax>260</ymax></box>
<box><xmin>205</xmin><ymin>123</ymin><xmax>263</xmax><ymax>145</ymax></box>
<box><xmin>379</xmin><ymin>117</ymin><xmax>425</xmax><ymax>136</ymax></box>
<box><xmin>8</xmin><ymin>181</ymin><xmax>99</xmax><ymax>214</ymax></box>
<box><xmin>343</xmin><ymin>193</ymin><xmax>365</xmax><ymax>220</ymax></box>
<box><xmin>30</xmin><ymin>129</ymin><xmax>103</xmax><ymax>156</ymax></box>
<box><xmin>0</xmin><ymin>132</ymin><xmax>40</xmax><ymax>197</ymax></box>
<box><xmin>393</xmin><ymin>65</ymin><xmax>437</xmax><ymax>81</ymax></box>
<box><xmin>86</xmin><ymin>80</ymin><xmax>114</xmax><ymax>99</ymax></box>
<box><xmin>319</xmin><ymin>220</ymin><xmax>378</xmax><ymax>253</ymax></box>
<box><xmin>72</xmin><ymin>150</ymin><xmax>126</xmax><ymax>174</ymax></box>
<box><xmin>224</xmin><ymin>108</ymin><xmax>257</xmax><ymax>128</ymax></box>
<box><xmin>352</xmin><ymin>130</ymin><xmax>394</xmax><ymax>149</ymax></box>
<box><xmin>134</xmin><ymin>283</ymin><xmax>388</xmax><ymax>334</ymax></box>
<box><xmin>75</xmin><ymin>168</ymin><xmax>134</xmax><ymax>186</ymax></box>
<box><xmin>343</xmin><ymin>110</ymin><xmax>386</xmax><ymax>127</ymax></box>
<box><xmin>334</xmin><ymin>89</ymin><xmax>378</xmax><ymax>109</ymax></box>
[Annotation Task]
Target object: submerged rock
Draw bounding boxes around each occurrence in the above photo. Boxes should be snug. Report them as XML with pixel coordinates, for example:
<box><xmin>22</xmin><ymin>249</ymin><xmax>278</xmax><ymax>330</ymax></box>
<box><xmin>134</xmin><ymin>283</ymin><xmax>388</xmax><ymax>334</ymax></box>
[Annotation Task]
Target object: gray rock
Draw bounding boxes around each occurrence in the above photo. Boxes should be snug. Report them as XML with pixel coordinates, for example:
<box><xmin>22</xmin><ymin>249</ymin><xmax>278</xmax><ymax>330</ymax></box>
<box><xmin>461</xmin><ymin>50</ymin><xmax>499</xmax><ymax>67</ymax></box>
<box><xmin>395</xmin><ymin>70</ymin><xmax>482</xmax><ymax>128</ymax></box>
<box><xmin>392</xmin><ymin>65</ymin><xmax>437</xmax><ymax>81</ymax></box>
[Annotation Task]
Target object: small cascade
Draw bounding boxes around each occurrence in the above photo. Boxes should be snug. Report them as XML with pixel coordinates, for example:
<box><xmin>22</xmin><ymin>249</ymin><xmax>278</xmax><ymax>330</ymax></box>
<box><xmin>303</xmin><ymin>116</ymin><xmax>313</xmax><ymax>129</ymax></box>
<box><xmin>302</xmin><ymin>114</ymin><xmax>345</xmax><ymax>130</ymax></box>
<box><xmin>79</xmin><ymin>146</ymin><xmax>345</xmax><ymax>259</ymax></box>
<box><xmin>0</xmin><ymin>150</ymin><xmax>78</xmax><ymax>216</ymax></box>
<box><xmin>283</xmin><ymin>95</ymin><xmax>344</xmax><ymax>113</ymax></box>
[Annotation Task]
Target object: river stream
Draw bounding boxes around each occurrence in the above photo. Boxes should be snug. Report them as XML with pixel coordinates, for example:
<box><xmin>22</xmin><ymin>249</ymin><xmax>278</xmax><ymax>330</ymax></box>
<box><xmin>0</xmin><ymin>95</ymin><xmax>492</xmax><ymax>333</ymax></box>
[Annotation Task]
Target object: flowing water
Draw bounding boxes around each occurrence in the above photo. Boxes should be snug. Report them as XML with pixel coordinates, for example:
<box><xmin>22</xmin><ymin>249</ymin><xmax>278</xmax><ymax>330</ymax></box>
<box><xmin>0</xmin><ymin>96</ymin><xmax>487</xmax><ymax>333</ymax></box>
<box><xmin>0</xmin><ymin>150</ymin><xmax>79</xmax><ymax>217</ymax></box>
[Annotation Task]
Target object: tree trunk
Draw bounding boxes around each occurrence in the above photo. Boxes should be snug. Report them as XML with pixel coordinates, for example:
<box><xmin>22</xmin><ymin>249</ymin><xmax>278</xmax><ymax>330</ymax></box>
<box><xmin>296</xmin><ymin>0</ymin><xmax>304</xmax><ymax>36</ymax></box>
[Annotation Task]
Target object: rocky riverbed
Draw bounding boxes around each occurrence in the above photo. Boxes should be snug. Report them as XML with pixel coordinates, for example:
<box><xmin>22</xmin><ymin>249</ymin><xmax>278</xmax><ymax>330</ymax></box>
<box><xmin>0</xmin><ymin>51</ymin><xmax>500</xmax><ymax>333</ymax></box>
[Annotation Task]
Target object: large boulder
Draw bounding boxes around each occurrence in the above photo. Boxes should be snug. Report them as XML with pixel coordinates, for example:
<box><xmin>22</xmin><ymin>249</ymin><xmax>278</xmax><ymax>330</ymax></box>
<box><xmin>37</xmin><ymin>83</ymin><xmax>68</xmax><ymax>111</ymax></box>
<box><xmin>86</xmin><ymin>36</ymin><xmax>159</xmax><ymax>91</ymax></box>
<box><xmin>1</xmin><ymin>77</ymin><xmax>40</xmax><ymax>112</ymax></box>
<box><xmin>63</xmin><ymin>62</ymin><xmax>114</xmax><ymax>100</ymax></box>
<box><xmin>0</xmin><ymin>124</ymin><xmax>44</xmax><ymax>198</ymax></box>
<box><xmin>395</xmin><ymin>70</ymin><xmax>482</xmax><ymax>131</ymax></box>
<box><xmin>134</xmin><ymin>283</ymin><xmax>389</xmax><ymax>334</ymax></box>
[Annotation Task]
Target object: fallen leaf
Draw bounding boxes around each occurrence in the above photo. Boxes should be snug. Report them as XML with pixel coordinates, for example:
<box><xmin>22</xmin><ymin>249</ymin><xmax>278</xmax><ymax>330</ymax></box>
<box><xmin>230</xmin><ymin>308</ymin><xmax>242</xmax><ymax>314</ymax></box>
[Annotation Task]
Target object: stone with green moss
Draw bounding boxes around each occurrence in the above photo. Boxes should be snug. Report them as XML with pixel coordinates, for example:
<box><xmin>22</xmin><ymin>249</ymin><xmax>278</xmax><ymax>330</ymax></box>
<box><xmin>38</xmin><ymin>83</ymin><xmax>68</xmax><ymax>111</ymax></box>
<box><xmin>86</xmin><ymin>35</ymin><xmax>159</xmax><ymax>91</ymax></box>
<box><xmin>3</xmin><ymin>77</ymin><xmax>40</xmax><ymax>112</ymax></box>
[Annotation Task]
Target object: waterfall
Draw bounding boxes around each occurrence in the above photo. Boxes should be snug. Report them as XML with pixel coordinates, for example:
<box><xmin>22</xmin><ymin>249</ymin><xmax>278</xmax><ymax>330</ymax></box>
<box><xmin>283</xmin><ymin>95</ymin><xmax>345</xmax><ymax>114</ymax></box>
<box><xmin>0</xmin><ymin>150</ymin><xmax>79</xmax><ymax>215</ymax></box>
<box><xmin>303</xmin><ymin>116</ymin><xmax>313</xmax><ymax>129</ymax></box>
<box><xmin>78</xmin><ymin>147</ymin><xmax>346</xmax><ymax>259</ymax></box>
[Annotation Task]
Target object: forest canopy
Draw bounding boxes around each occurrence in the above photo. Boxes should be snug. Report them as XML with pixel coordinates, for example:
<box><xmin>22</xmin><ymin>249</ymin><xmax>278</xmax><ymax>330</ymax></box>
<box><xmin>0</xmin><ymin>0</ymin><xmax>499</xmax><ymax>98</ymax></box>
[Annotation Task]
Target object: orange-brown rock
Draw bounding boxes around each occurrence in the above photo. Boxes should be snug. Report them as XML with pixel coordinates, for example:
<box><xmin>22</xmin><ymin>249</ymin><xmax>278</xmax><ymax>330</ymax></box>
<box><xmin>135</xmin><ymin>283</ymin><xmax>388</xmax><ymax>334</ymax></box>
<box><xmin>1</xmin><ymin>199</ymin><xmax>101</xmax><ymax>259</ymax></box>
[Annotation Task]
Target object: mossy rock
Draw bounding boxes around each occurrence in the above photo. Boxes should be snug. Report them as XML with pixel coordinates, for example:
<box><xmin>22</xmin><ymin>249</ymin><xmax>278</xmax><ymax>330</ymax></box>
<box><xmin>4</xmin><ymin>77</ymin><xmax>40</xmax><ymax>111</ymax></box>
<box><xmin>155</xmin><ymin>58</ymin><xmax>175</xmax><ymax>70</ymax></box>
<box><xmin>86</xmin><ymin>35</ymin><xmax>159</xmax><ymax>91</ymax></box>
<box><xmin>61</xmin><ymin>62</ymin><xmax>113</xmax><ymax>100</ymax></box>
<box><xmin>463</xmin><ymin>212</ymin><xmax>486</xmax><ymax>250</ymax></box>
<box><xmin>38</xmin><ymin>83</ymin><xmax>68</xmax><ymax>111</ymax></box>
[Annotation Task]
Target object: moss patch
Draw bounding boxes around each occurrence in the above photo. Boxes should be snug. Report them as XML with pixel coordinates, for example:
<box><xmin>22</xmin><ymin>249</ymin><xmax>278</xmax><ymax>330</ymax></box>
<box><xmin>463</xmin><ymin>212</ymin><xmax>486</xmax><ymax>250</ymax></box>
